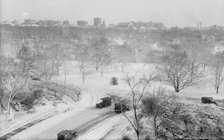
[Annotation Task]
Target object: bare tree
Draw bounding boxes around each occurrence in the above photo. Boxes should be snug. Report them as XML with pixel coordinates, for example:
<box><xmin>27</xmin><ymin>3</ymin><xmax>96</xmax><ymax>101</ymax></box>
<box><xmin>141</xmin><ymin>88</ymin><xmax>175</xmax><ymax>140</ymax></box>
<box><xmin>210</xmin><ymin>53</ymin><xmax>224</xmax><ymax>94</ymax></box>
<box><xmin>0</xmin><ymin>56</ymin><xmax>11</xmax><ymax>114</ymax></box>
<box><xmin>0</xmin><ymin>94</ymin><xmax>4</xmax><ymax>114</ymax></box>
<box><xmin>0</xmin><ymin>58</ymin><xmax>5</xmax><ymax>114</ymax></box>
<box><xmin>91</xmin><ymin>37</ymin><xmax>113</xmax><ymax>77</ymax></box>
<box><xmin>141</xmin><ymin>88</ymin><xmax>194</xmax><ymax>140</ymax></box>
<box><xmin>76</xmin><ymin>44</ymin><xmax>93</xmax><ymax>84</ymax></box>
<box><xmin>157</xmin><ymin>49</ymin><xmax>203</xmax><ymax>92</ymax></box>
<box><xmin>35</xmin><ymin>43</ymin><xmax>64</xmax><ymax>80</ymax></box>
<box><xmin>121</xmin><ymin>74</ymin><xmax>156</xmax><ymax>140</ymax></box>
<box><xmin>7</xmin><ymin>44</ymin><xmax>35</xmax><ymax>114</ymax></box>
<box><xmin>54</xmin><ymin>40</ymin><xmax>68</xmax><ymax>84</ymax></box>
<box><xmin>115</xmin><ymin>45</ymin><xmax>133</xmax><ymax>72</ymax></box>
<box><xmin>33</xmin><ymin>39</ymin><xmax>53</xmax><ymax>80</ymax></box>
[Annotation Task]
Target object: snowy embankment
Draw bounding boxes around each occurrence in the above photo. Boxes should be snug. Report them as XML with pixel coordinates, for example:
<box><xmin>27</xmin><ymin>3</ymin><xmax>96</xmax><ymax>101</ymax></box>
<box><xmin>0</xmin><ymin>80</ymin><xmax>81</xmax><ymax>139</ymax></box>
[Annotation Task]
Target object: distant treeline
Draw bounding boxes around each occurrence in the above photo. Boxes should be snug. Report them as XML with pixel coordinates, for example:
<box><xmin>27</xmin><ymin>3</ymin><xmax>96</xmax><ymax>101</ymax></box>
<box><xmin>1</xmin><ymin>25</ymin><xmax>224</xmax><ymax>43</ymax></box>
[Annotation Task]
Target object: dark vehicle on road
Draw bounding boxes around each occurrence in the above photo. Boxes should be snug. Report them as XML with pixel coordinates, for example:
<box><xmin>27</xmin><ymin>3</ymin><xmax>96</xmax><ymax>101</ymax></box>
<box><xmin>57</xmin><ymin>130</ymin><xmax>78</xmax><ymax>140</ymax></box>
<box><xmin>114</xmin><ymin>103</ymin><xmax>130</xmax><ymax>113</ymax></box>
<box><xmin>96</xmin><ymin>97</ymin><xmax>112</xmax><ymax>108</ymax></box>
<box><xmin>201</xmin><ymin>97</ymin><xmax>218</xmax><ymax>105</ymax></box>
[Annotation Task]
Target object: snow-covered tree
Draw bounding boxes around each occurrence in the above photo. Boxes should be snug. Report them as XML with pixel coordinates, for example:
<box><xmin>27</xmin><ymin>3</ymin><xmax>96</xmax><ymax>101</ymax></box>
<box><xmin>91</xmin><ymin>37</ymin><xmax>113</xmax><ymax>77</ymax></box>
<box><xmin>157</xmin><ymin>48</ymin><xmax>203</xmax><ymax>92</ymax></box>
<box><xmin>121</xmin><ymin>74</ymin><xmax>156</xmax><ymax>140</ymax></box>
<box><xmin>76</xmin><ymin>44</ymin><xmax>93</xmax><ymax>84</ymax></box>
<box><xmin>6</xmin><ymin>43</ymin><xmax>35</xmax><ymax>113</ymax></box>
<box><xmin>210</xmin><ymin>53</ymin><xmax>224</xmax><ymax>93</ymax></box>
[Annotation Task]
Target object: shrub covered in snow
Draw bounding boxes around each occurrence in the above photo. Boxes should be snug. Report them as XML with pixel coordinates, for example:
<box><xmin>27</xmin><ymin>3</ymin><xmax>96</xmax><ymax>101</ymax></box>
<box><xmin>20</xmin><ymin>90</ymin><xmax>43</xmax><ymax>110</ymax></box>
<box><xmin>141</xmin><ymin>99</ymin><xmax>224</xmax><ymax>139</ymax></box>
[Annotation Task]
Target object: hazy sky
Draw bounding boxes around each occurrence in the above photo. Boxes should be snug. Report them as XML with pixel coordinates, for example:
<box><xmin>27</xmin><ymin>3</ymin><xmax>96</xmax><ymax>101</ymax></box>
<box><xmin>1</xmin><ymin>0</ymin><xmax>224</xmax><ymax>27</ymax></box>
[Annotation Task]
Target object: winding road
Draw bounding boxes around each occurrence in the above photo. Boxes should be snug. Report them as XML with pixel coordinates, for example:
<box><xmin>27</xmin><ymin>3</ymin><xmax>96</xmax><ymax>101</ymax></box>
<box><xmin>9</xmin><ymin>86</ymin><xmax>124</xmax><ymax>140</ymax></box>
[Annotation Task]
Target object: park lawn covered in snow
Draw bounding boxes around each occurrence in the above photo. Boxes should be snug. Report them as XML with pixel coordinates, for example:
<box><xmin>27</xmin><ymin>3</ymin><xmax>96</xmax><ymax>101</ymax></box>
<box><xmin>56</xmin><ymin>61</ymin><xmax>224</xmax><ymax>100</ymax></box>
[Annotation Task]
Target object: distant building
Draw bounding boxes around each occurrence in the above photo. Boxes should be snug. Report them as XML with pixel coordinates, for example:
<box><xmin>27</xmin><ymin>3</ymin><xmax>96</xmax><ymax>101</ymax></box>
<box><xmin>77</xmin><ymin>20</ymin><xmax>88</xmax><ymax>27</ymax></box>
<box><xmin>23</xmin><ymin>19</ymin><xmax>36</xmax><ymax>26</ymax></box>
<box><xmin>94</xmin><ymin>18</ymin><xmax>101</xmax><ymax>27</ymax></box>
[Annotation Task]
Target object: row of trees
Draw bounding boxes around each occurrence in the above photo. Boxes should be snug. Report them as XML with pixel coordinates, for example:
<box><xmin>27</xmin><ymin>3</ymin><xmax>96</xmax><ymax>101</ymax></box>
<box><xmin>74</xmin><ymin>33</ymin><xmax>224</xmax><ymax>91</ymax></box>
<box><xmin>0</xmin><ymin>35</ymin><xmax>114</xmax><ymax>114</ymax></box>
<box><xmin>75</xmin><ymin>36</ymin><xmax>113</xmax><ymax>83</ymax></box>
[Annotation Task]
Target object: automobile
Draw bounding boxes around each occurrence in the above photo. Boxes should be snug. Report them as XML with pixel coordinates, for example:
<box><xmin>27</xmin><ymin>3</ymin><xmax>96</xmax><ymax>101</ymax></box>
<box><xmin>57</xmin><ymin>130</ymin><xmax>78</xmax><ymax>140</ymax></box>
<box><xmin>96</xmin><ymin>97</ymin><xmax>112</xmax><ymax>109</ymax></box>
<box><xmin>114</xmin><ymin>103</ymin><xmax>130</xmax><ymax>113</ymax></box>
<box><xmin>201</xmin><ymin>97</ymin><xmax>217</xmax><ymax>106</ymax></box>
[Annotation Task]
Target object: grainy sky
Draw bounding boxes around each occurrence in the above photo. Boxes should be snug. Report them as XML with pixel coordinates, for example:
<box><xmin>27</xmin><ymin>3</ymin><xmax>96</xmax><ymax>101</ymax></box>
<box><xmin>1</xmin><ymin>0</ymin><xmax>224</xmax><ymax>27</ymax></box>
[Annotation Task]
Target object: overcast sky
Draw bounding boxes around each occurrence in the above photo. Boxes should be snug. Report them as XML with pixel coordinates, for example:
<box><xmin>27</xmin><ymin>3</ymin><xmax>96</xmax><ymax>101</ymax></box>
<box><xmin>1</xmin><ymin>0</ymin><xmax>224</xmax><ymax>27</ymax></box>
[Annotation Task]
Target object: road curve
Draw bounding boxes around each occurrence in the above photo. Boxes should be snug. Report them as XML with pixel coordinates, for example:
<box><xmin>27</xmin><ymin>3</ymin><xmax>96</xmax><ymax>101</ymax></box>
<box><xmin>10</xmin><ymin>86</ymin><xmax>122</xmax><ymax>140</ymax></box>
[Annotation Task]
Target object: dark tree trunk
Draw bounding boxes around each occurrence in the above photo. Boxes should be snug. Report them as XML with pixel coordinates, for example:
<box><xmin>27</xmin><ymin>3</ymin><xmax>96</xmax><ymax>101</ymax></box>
<box><xmin>153</xmin><ymin>115</ymin><xmax>158</xmax><ymax>140</ymax></box>
<box><xmin>216</xmin><ymin>86</ymin><xmax>219</xmax><ymax>94</ymax></box>
<box><xmin>175</xmin><ymin>80</ymin><xmax>180</xmax><ymax>92</ymax></box>
<box><xmin>175</xmin><ymin>86</ymin><xmax>180</xmax><ymax>92</ymax></box>
<box><xmin>136</xmin><ymin>130</ymin><xmax>140</xmax><ymax>140</ymax></box>
<box><xmin>175</xmin><ymin>88</ymin><xmax>180</xmax><ymax>92</ymax></box>
<box><xmin>0</xmin><ymin>99</ymin><xmax>3</xmax><ymax>115</ymax></box>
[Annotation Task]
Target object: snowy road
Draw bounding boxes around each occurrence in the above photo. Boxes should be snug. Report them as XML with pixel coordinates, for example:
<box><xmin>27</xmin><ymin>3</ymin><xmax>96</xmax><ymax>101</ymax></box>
<box><xmin>10</xmin><ymin>86</ymin><xmax>123</xmax><ymax>140</ymax></box>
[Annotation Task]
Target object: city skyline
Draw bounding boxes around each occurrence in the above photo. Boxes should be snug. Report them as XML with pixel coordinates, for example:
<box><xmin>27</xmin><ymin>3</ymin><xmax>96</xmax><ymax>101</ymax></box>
<box><xmin>1</xmin><ymin>0</ymin><xmax>224</xmax><ymax>27</ymax></box>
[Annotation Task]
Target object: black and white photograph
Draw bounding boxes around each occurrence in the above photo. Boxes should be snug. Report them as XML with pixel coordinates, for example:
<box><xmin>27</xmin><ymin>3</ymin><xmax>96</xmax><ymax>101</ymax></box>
<box><xmin>0</xmin><ymin>0</ymin><xmax>224</xmax><ymax>139</ymax></box>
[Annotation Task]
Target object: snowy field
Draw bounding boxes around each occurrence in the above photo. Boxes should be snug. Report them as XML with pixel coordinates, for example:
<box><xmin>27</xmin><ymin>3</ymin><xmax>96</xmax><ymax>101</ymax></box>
<box><xmin>55</xmin><ymin>61</ymin><xmax>224</xmax><ymax>99</ymax></box>
<box><xmin>6</xmin><ymin>61</ymin><xmax>224</xmax><ymax>140</ymax></box>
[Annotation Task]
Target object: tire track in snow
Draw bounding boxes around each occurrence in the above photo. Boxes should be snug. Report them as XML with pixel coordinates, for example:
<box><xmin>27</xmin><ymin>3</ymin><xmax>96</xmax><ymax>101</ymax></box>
<box><xmin>77</xmin><ymin>112</ymin><xmax>116</xmax><ymax>134</ymax></box>
<box><xmin>77</xmin><ymin>114</ymin><xmax>123</xmax><ymax>140</ymax></box>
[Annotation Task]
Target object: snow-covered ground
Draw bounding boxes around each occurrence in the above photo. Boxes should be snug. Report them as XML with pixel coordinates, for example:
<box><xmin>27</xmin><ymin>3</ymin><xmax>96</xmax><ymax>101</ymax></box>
<box><xmin>6</xmin><ymin>61</ymin><xmax>224</xmax><ymax>140</ymax></box>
